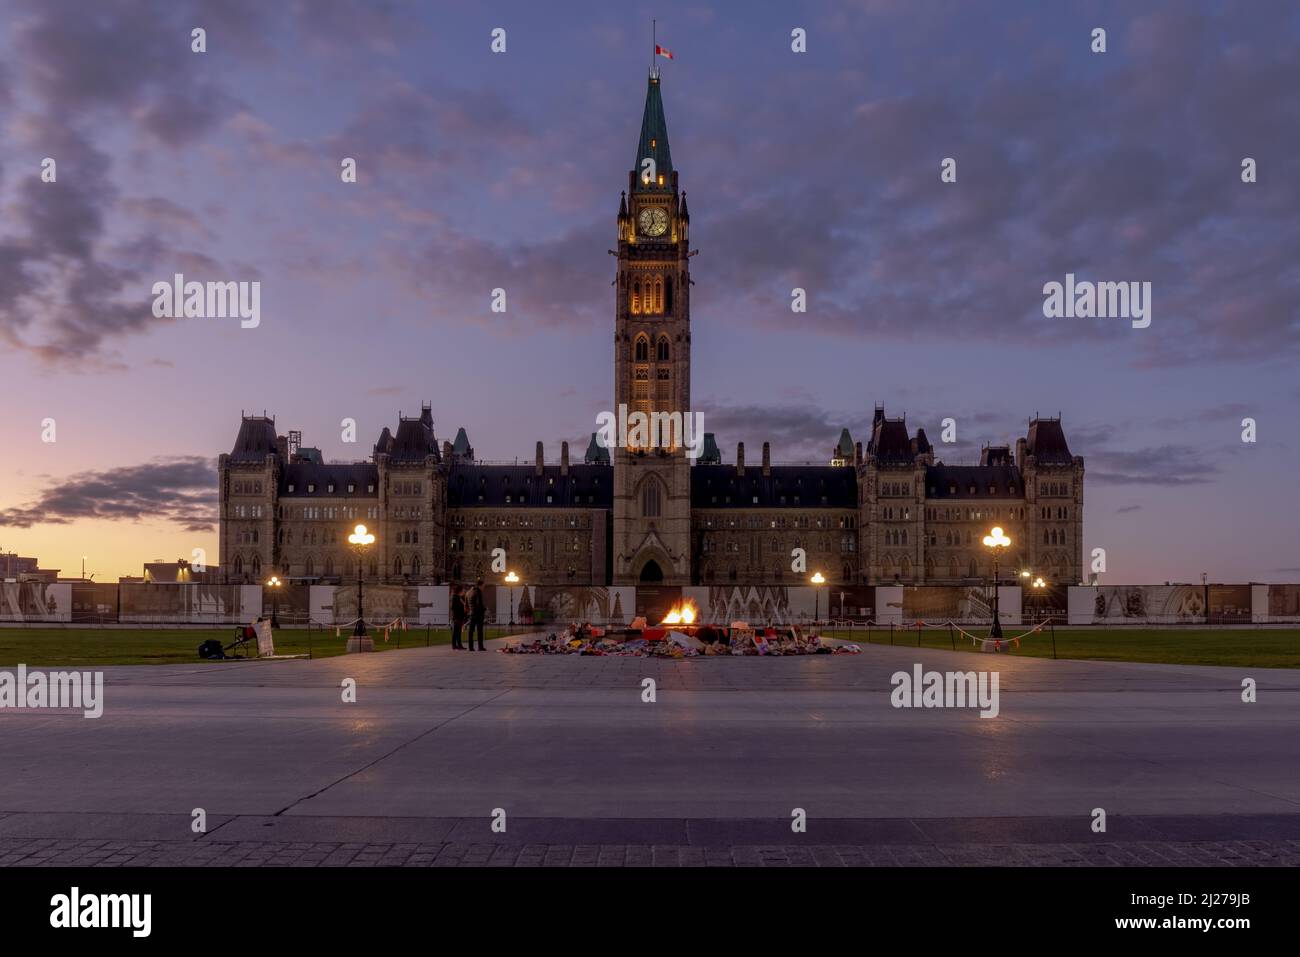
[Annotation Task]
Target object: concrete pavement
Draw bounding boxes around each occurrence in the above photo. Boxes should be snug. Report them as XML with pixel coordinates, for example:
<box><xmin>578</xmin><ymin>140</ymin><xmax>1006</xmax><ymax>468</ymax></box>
<box><xmin>2</xmin><ymin>637</ymin><xmax>1298</xmax><ymax>863</ymax></box>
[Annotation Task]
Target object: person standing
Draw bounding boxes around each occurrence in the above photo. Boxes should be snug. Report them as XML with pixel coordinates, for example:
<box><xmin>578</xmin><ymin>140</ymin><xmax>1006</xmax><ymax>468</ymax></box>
<box><xmin>467</xmin><ymin>577</ymin><xmax>487</xmax><ymax>651</ymax></box>
<box><xmin>450</xmin><ymin>583</ymin><xmax>467</xmax><ymax>650</ymax></box>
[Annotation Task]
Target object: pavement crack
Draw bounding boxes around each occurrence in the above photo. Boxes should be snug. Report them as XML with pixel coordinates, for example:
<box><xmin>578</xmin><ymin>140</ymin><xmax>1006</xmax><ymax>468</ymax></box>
<box><xmin>270</xmin><ymin>689</ymin><xmax>513</xmax><ymax>817</ymax></box>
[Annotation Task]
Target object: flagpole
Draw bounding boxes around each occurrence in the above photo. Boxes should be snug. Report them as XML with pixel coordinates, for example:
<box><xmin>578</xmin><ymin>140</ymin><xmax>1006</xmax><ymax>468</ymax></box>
<box><xmin>652</xmin><ymin>18</ymin><xmax>656</xmax><ymax>76</ymax></box>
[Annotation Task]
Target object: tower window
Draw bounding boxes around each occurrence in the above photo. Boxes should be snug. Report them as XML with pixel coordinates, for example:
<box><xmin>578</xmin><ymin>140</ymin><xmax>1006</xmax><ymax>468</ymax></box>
<box><xmin>634</xmin><ymin>335</ymin><xmax>649</xmax><ymax>362</ymax></box>
<box><xmin>657</xmin><ymin>336</ymin><xmax>670</xmax><ymax>361</ymax></box>
<box><xmin>641</xmin><ymin>480</ymin><xmax>661</xmax><ymax>517</ymax></box>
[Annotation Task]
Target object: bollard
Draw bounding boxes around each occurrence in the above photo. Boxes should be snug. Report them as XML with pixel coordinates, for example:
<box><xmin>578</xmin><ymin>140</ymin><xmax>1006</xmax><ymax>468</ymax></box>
<box><xmin>1050</xmin><ymin>617</ymin><xmax>1058</xmax><ymax>660</ymax></box>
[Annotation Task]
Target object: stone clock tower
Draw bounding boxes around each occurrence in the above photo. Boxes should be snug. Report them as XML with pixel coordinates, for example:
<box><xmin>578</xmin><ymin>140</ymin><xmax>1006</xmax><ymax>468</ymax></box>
<box><xmin>612</xmin><ymin>69</ymin><xmax>693</xmax><ymax>585</ymax></box>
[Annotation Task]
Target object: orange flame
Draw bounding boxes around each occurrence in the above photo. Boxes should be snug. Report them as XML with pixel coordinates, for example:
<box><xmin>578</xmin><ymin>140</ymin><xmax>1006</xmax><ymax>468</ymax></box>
<box><xmin>660</xmin><ymin>601</ymin><xmax>698</xmax><ymax>626</ymax></box>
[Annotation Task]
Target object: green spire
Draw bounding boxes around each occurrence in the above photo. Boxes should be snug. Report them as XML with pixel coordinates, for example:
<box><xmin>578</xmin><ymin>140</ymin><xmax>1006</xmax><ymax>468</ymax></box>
<box><xmin>634</xmin><ymin>72</ymin><xmax>672</xmax><ymax>189</ymax></box>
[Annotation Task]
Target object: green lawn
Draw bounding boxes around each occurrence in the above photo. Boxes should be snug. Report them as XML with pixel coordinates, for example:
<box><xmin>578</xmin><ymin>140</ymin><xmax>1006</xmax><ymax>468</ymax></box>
<box><xmin>818</xmin><ymin>626</ymin><xmax>1300</xmax><ymax>669</ymax></box>
<box><xmin>2</xmin><ymin>625</ymin><xmax>1296</xmax><ymax>669</ymax></box>
<box><xmin>0</xmin><ymin>626</ymin><xmax>532</xmax><ymax>667</ymax></box>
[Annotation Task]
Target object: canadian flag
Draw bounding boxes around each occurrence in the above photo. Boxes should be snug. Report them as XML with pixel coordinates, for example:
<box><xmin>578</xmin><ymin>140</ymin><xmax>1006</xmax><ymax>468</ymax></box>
<box><xmin>655</xmin><ymin>44</ymin><xmax>674</xmax><ymax>60</ymax></box>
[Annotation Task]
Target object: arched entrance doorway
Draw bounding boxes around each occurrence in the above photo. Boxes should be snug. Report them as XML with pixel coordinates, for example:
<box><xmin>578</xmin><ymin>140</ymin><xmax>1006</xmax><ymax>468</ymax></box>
<box><xmin>639</xmin><ymin>559</ymin><xmax>664</xmax><ymax>582</ymax></box>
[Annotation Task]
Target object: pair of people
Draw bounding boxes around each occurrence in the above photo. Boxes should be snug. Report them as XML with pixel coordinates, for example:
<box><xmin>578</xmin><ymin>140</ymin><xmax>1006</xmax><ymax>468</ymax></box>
<box><xmin>451</xmin><ymin>579</ymin><xmax>487</xmax><ymax>651</ymax></box>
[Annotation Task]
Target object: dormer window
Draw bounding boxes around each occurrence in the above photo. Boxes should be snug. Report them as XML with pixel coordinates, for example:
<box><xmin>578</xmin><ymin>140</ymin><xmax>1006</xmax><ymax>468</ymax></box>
<box><xmin>307</xmin><ymin>483</ymin><xmax>316</xmax><ymax>493</ymax></box>
<box><xmin>347</xmin><ymin>483</ymin><xmax>355</xmax><ymax>493</ymax></box>
<box><xmin>328</xmin><ymin>484</ymin><xmax>335</xmax><ymax>493</ymax></box>
<box><xmin>287</xmin><ymin>483</ymin><xmax>295</xmax><ymax>493</ymax></box>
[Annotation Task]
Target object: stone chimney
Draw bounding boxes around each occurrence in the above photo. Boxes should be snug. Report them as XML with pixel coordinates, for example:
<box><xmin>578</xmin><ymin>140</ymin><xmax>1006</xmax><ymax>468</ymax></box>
<box><xmin>737</xmin><ymin>442</ymin><xmax>745</xmax><ymax>477</ymax></box>
<box><xmin>442</xmin><ymin>440</ymin><xmax>452</xmax><ymax>461</ymax></box>
<box><xmin>560</xmin><ymin>440</ymin><xmax>570</xmax><ymax>476</ymax></box>
<box><xmin>535</xmin><ymin>441</ymin><xmax>544</xmax><ymax>475</ymax></box>
<box><xmin>761</xmin><ymin>441</ymin><xmax>771</xmax><ymax>476</ymax></box>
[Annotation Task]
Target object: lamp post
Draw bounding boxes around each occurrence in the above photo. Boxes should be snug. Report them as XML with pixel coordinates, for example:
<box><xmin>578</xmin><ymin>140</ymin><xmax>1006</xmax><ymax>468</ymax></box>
<box><xmin>347</xmin><ymin>524</ymin><xmax>376</xmax><ymax>653</ymax></box>
<box><xmin>810</xmin><ymin>571</ymin><xmax>826</xmax><ymax>625</ymax></box>
<box><xmin>982</xmin><ymin>526</ymin><xmax>1011</xmax><ymax>640</ymax></box>
<box><xmin>266</xmin><ymin>575</ymin><xmax>281</xmax><ymax>629</ymax></box>
<box><xmin>504</xmin><ymin>570</ymin><xmax>519</xmax><ymax>627</ymax></box>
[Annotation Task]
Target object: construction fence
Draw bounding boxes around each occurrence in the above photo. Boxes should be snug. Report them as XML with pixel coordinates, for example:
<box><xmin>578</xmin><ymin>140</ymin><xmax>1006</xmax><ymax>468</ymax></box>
<box><xmin>1</xmin><ymin>581</ymin><xmax>1297</xmax><ymax>627</ymax></box>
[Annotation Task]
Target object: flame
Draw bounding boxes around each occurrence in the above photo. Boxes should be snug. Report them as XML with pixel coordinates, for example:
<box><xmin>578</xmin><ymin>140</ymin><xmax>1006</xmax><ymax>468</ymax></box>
<box><xmin>660</xmin><ymin>601</ymin><xmax>698</xmax><ymax>626</ymax></box>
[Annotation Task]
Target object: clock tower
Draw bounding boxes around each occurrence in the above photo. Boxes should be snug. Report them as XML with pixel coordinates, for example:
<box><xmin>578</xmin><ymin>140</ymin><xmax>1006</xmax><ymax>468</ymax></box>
<box><xmin>612</xmin><ymin>68</ymin><xmax>693</xmax><ymax>585</ymax></box>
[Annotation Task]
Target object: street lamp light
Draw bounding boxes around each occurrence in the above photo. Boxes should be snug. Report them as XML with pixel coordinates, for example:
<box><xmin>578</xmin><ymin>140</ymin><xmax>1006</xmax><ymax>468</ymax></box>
<box><xmin>347</xmin><ymin>524</ymin><xmax>376</xmax><ymax>653</ymax></box>
<box><xmin>810</xmin><ymin>571</ymin><xmax>826</xmax><ymax>625</ymax></box>
<box><xmin>504</xmin><ymin>570</ymin><xmax>519</xmax><ymax>627</ymax></box>
<box><xmin>266</xmin><ymin>575</ymin><xmax>282</xmax><ymax>629</ymax></box>
<box><xmin>981</xmin><ymin>526</ymin><xmax>1011</xmax><ymax>640</ymax></box>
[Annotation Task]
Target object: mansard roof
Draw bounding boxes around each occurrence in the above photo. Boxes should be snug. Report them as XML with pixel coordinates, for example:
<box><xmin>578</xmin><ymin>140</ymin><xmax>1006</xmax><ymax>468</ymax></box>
<box><xmin>698</xmin><ymin>432</ymin><xmax>722</xmax><ymax>465</ymax></box>
<box><xmin>447</xmin><ymin>464</ymin><xmax>612</xmax><ymax>508</ymax></box>
<box><xmin>1026</xmin><ymin>418</ymin><xmax>1074</xmax><ymax>465</ymax></box>
<box><xmin>377</xmin><ymin>407</ymin><xmax>440</xmax><ymax>463</ymax></box>
<box><xmin>691</xmin><ymin>465</ymin><xmax>857</xmax><ymax>509</ymax></box>
<box><xmin>868</xmin><ymin>416</ymin><xmax>915</xmax><ymax>465</ymax></box>
<box><xmin>229</xmin><ymin>416</ymin><xmax>278</xmax><ymax>462</ymax></box>
<box><xmin>584</xmin><ymin>432</ymin><xmax>610</xmax><ymax>465</ymax></box>
<box><xmin>279</xmin><ymin>462</ymin><xmax>378</xmax><ymax>497</ymax></box>
<box><xmin>924</xmin><ymin>464</ymin><xmax>1023</xmax><ymax>499</ymax></box>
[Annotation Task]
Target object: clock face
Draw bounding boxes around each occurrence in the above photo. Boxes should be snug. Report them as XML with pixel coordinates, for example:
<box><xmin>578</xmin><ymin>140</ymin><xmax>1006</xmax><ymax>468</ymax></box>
<box><xmin>638</xmin><ymin>205</ymin><xmax>669</xmax><ymax>237</ymax></box>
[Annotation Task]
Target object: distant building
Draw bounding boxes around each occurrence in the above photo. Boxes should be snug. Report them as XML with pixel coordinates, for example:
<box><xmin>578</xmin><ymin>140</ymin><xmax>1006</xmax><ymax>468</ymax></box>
<box><xmin>217</xmin><ymin>71</ymin><xmax>1084</xmax><ymax>588</ymax></box>
<box><xmin>0</xmin><ymin>554</ymin><xmax>59</xmax><ymax>582</ymax></box>
<box><xmin>138</xmin><ymin>559</ymin><xmax>219</xmax><ymax>584</ymax></box>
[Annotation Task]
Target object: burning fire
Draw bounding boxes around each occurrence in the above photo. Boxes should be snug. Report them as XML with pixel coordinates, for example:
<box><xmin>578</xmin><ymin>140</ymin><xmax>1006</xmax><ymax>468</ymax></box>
<box><xmin>660</xmin><ymin>601</ymin><xmax>698</xmax><ymax>626</ymax></box>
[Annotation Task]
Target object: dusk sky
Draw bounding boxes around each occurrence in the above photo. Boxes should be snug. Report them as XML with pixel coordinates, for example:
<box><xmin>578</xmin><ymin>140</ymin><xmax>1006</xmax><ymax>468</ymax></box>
<box><xmin>1</xmin><ymin>0</ymin><xmax>1297</xmax><ymax>583</ymax></box>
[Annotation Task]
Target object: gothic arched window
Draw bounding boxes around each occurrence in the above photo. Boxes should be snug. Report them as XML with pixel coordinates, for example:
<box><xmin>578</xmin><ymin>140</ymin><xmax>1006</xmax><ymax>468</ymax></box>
<box><xmin>393</xmin><ymin>556</ymin><xmax>403</xmax><ymax>577</ymax></box>
<box><xmin>631</xmin><ymin>281</ymin><xmax>641</xmax><ymax>315</ymax></box>
<box><xmin>656</xmin><ymin>336</ymin><xmax>670</xmax><ymax>361</ymax></box>
<box><xmin>665</xmin><ymin>276</ymin><xmax>673</xmax><ymax>312</ymax></box>
<box><xmin>634</xmin><ymin>335</ymin><xmax>649</xmax><ymax>362</ymax></box>
<box><xmin>641</xmin><ymin>479</ymin><xmax>661</xmax><ymax>517</ymax></box>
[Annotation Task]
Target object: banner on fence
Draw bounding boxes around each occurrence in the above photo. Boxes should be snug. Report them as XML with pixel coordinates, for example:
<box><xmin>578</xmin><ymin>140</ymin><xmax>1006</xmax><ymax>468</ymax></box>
<box><xmin>0</xmin><ymin>582</ymin><xmax>71</xmax><ymax>622</ymax></box>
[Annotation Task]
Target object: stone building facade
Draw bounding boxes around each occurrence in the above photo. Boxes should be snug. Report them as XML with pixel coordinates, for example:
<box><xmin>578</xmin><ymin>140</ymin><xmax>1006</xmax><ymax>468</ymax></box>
<box><xmin>218</xmin><ymin>71</ymin><xmax>1084</xmax><ymax>589</ymax></box>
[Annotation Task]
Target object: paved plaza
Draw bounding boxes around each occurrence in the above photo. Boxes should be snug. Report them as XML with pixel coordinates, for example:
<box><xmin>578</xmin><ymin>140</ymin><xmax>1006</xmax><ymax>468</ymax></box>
<box><xmin>2</xmin><ymin>637</ymin><xmax>1298</xmax><ymax>865</ymax></box>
